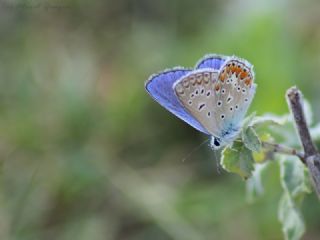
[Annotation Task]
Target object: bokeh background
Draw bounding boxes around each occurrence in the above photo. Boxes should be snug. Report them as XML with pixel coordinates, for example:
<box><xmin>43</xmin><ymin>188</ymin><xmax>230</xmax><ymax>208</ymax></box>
<box><xmin>1</xmin><ymin>0</ymin><xmax>320</xmax><ymax>239</ymax></box>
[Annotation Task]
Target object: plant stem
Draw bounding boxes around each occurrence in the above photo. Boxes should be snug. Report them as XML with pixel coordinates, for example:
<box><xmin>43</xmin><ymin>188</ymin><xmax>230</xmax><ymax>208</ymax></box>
<box><xmin>286</xmin><ymin>86</ymin><xmax>320</xmax><ymax>197</ymax></box>
<box><xmin>261</xmin><ymin>141</ymin><xmax>305</xmax><ymax>162</ymax></box>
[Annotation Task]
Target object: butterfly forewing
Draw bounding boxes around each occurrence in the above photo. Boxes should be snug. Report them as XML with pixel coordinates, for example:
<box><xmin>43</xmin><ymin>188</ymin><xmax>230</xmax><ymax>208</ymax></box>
<box><xmin>174</xmin><ymin>69</ymin><xmax>221</xmax><ymax>136</ymax></box>
<box><xmin>145</xmin><ymin>68</ymin><xmax>211</xmax><ymax>134</ymax></box>
<box><xmin>195</xmin><ymin>54</ymin><xmax>228</xmax><ymax>70</ymax></box>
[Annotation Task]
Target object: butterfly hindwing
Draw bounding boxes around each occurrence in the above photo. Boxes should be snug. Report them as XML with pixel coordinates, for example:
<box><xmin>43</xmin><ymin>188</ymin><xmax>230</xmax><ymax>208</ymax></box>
<box><xmin>212</xmin><ymin>57</ymin><xmax>256</xmax><ymax>139</ymax></box>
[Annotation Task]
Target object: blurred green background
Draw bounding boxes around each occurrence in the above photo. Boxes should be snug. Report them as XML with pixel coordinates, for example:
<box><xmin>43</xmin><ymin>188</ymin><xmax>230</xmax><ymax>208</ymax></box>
<box><xmin>1</xmin><ymin>0</ymin><xmax>320</xmax><ymax>239</ymax></box>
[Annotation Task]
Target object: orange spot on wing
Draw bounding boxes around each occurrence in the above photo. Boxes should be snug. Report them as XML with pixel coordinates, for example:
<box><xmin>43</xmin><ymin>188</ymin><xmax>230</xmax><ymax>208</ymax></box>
<box><xmin>196</xmin><ymin>74</ymin><xmax>202</xmax><ymax>84</ymax></box>
<box><xmin>215</xmin><ymin>83</ymin><xmax>221</xmax><ymax>91</ymax></box>
<box><xmin>240</xmin><ymin>71</ymin><xmax>248</xmax><ymax>79</ymax></box>
<box><xmin>220</xmin><ymin>73</ymin><xmax>226</xmax><ymax>82</ymax></box>
<box><xmin>183</xmin><ymin>79</ymin><xmax>189</xmax><ymax>87</ymax></box>
<box><xmin>203</xmin><ymin>72</ymin><xmax>210</xmax><ymax>83</ymax></box>
<box><xmin>244</xmin><ymin>78</ymin><xmax>252</xmax><ymax>86</ymax></box>
<box><xmin>235</xmin><ymin>66</ymin><xmax>242</xmax><ymax>75</ymax></box>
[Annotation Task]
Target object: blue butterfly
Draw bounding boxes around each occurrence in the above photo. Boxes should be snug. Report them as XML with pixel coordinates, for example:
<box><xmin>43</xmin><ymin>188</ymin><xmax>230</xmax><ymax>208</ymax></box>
<box><xmin>145</xmin><ymin>54</ymin><xmax>256</xmax><ymax>149</ymax></box>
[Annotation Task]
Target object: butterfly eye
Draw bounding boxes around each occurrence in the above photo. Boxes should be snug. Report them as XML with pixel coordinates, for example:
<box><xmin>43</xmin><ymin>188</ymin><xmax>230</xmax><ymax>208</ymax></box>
<box><xmin>213</xmin><ymin>138</ymin><xmax>221</xmax><ymax>147</ymax></box>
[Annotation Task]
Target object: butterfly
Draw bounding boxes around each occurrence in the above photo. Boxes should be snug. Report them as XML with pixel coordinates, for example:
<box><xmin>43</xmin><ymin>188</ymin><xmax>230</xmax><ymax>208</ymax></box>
<box><xmin>145</xmin><ymin>54</ymin><xmax>256</xmax><ymax>149</ymax></box>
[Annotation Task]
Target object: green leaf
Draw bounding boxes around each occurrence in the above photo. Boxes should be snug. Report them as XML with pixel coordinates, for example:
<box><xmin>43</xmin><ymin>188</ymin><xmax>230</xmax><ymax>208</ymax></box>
<box><xmin>279</xmin><ymin>156</ymin><xmax>312</xmax><ymax>201</ymax></box>
<box><xmin>246</xmin><ymin>162</ymin><xmax>269</xmax><ymax>203</ymax></box>
<box><xmin>242</xmin><ymin>126</ymin><xmax>261</xmax><ymax>152</ymax></box>
<box><xmin>278</xmin><ymin>193</ymin><xmax>305</xmax><ymax>240</ymax></box>
<box><xmin>221</xmin><ymin>141</ymin><xmax>254</xmax><ymax>179</ymax></box>
<box><xmin>252</xmin><ymin>150</ymin><xmax>271</xmax><ymax>163</ymax></box>
<box><xmin>251</xmin><ymin>114</ymin><xmax>288</xmax><ymax>129</ymax></box>
<box><xmin>251</xmin><ymin>133</ymin><xmax>275</xmax><ymax>163</ymax></box>
<box><xmin>242</xmin><ymin>112</ymin><xmax>256</xmax><ymax>129</ymax></box>
<box><xmin>249</xmin><ymin>114</ymin><xmax>290</xmax><ymax>144</ymax></box>
<box><xmin>278</xmin><ymin>156</ymin><xmax>311</xmax><ymax>240</ymax></box>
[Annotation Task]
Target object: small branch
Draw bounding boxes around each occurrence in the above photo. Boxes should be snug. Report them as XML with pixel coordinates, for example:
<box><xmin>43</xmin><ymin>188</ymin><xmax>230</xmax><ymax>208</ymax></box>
<box><xmin>286</xmin><ymin>86</ymin><xmax>320</xmax><ymax>196</ymax></box>
<box><xmin>261</xmin><ymin>141</ymin><xmax>305</xmax><ymax>163</ymax></box>
<box><xmin>286</xmin><ymin>87</ymin><xmax>318</xmax><ymax>156</ymax></box>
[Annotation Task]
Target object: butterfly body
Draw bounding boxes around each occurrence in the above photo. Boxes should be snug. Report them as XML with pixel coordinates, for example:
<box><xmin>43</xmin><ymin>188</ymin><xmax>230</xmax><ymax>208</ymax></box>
<box><xmin>145</xmin><ymin>54</ymin><xmax>256</xmax><ymax>149</ymax></box>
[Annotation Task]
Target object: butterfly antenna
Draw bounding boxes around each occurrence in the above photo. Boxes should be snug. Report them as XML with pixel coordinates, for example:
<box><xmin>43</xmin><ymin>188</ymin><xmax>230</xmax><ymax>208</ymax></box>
<box><xmin>181</xmin><ymin>138</ymin><xmax>210</xmax><ymax>162</ymax></box>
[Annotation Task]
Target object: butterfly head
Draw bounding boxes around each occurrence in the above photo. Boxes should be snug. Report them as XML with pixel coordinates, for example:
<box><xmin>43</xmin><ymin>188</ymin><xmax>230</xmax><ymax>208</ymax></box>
<box><xmin>211</xmin><ymin>137</ymin><xmax>223</xmax><ymax>149</ymax></box>
<box><xmin>210</xmin><ymin>136</ymin><xmax>233</xmax><ymax>149</ymax></box>
<box><xmin>210</xmin><ymin>126</ymin><xmax>241</xmax><ymax>149</ymax></box>
<box><xmin>211</xmin><ymin>135</ymin><xmax>241</xmax><ymax>149</ymax></box>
